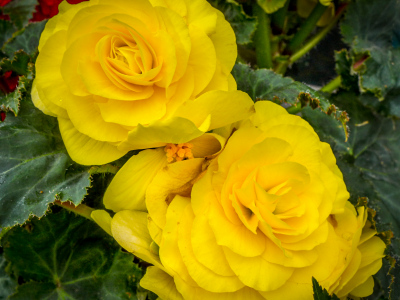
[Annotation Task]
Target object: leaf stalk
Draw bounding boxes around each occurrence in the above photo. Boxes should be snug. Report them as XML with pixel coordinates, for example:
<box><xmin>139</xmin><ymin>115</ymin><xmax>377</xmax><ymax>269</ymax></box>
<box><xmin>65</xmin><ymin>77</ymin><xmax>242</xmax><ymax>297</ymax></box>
<box><xmin>253</xmin><ymin>3</ymin><xmax>273</xmax><ymax>69</ymax></box>
<box><xmin>286</xmin><ymin>2</ymin><xmax>328</xmax><ymax>53</ymax></box>
<box><xmin>54</xmin><ymin>200</ymin><xmax>94</xmax><ymax>220</ymax></box>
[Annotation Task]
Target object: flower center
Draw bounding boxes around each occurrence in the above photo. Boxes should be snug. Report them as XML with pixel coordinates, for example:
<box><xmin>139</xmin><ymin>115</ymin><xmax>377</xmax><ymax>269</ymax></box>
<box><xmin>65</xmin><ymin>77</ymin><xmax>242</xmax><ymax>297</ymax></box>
<box><xmin>164</xmin><ymin>143</ymin><xmax>194</xmax><ymax>163</ymax></box>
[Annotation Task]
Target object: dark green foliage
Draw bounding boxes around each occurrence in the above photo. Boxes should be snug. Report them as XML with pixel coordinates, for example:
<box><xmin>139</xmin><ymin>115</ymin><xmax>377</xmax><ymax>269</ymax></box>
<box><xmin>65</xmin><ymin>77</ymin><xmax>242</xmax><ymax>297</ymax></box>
<box><xmin>0</xmin><ymin>251</ymin><xmax>16</xmax><ymax>300</ymax></box>
<box><xmin>0</xmin><ymin>98</ymin><xmax>91</xmax><ymax>227</ymax></box>
<box><xmin>3</xmin><ymin>21</ymin><xmax>46</xmax><ymax>58</ymax></box>
<box><xmin>2</xmin><ymin>0</ymin><xmax>38</xmax><ymax>30</ymax></box>
<box><xmin>340</xmin><ymin>0</ymin><xmax>400</xmax><ymax>117</ymax></box>
<box><xmin>2</xmin><ymin>210</ymin><xmax>144</xmax><ymax>300</ymax></box>
<box><xmin>312</xmin><ymin>277</ymin><xmax>339</xmax><ymax>300</ymax></box>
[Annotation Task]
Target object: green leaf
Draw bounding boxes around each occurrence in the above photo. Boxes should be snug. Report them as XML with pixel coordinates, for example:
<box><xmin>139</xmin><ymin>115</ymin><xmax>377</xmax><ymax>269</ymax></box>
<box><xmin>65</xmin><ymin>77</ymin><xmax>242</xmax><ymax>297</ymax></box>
<box><xmin>0</xmin><ymin>50</ymin><xmax>30</xmax><ymax>76</ymax></box>
<box><xmin>208</xmin><ymin>0</ymin><xmax>257</xmax><ymax>45</ymax></box>
<box><xmin>3</xmin><ymin>21</ymin><xmax>46</xmax><ymax>59</ymax></box>
<box><xmin>340</xmin><ymin>0</ymin><xmax>400</xmax><ymax>117</ymax></box>
<box><xmin>0</xmin><ymin>19</ymin><xmax>16</xmax><ymax>49</ymax></box>
<box><xmin>312</xmin><ymin>277</ymin><xmax>339</xmax><ymax>300</ymax></box>
<box><xmin>302</xmin><ymin>92</ymin><xmax>400</xmax><ymax>299</ymax></box>
<box><xmin>0</xmin><ymin>74</ymin><xmax>31</xmax><ymax>116</ymax></box>
<box><xmin>2</xmin><ymin>0</ymin><xmax>38</xmax><ymax>29</ymax></box>
<box><xmin>0</xmin><ymin>251</ymin><xmax>16</xmax><ymax>300</ymax></box>
<box><xmin>334</xmin><ymin>49</ymin><xmax>358</xmax><ymax>92</ymax></box>
<box><xmin>2</xmin><ymin>209</ymin><xmax>144</xmax><ymax>300</ymax></box>
<box><xmin>232</xmin><ymin>63</ymin><xmax>350</xmax><ymax>139</ymax></box>
<box><xmin>232</xmin><ymin>62</ymin><xmax>331</xmax><ymax>108</ymax></box>
<box><xmin>0</xmin><ymin>98</ymin><xmax>91</xmax><ymax>227</ymax></box>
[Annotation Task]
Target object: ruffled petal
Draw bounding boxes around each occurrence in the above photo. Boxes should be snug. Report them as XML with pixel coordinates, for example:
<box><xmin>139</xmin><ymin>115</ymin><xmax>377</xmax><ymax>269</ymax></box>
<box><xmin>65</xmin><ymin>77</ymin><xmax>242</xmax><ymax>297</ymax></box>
<box><xmin>140</xmin><ymin>267</ymin><xmax>184</xmax><ymax>300</ymax></box>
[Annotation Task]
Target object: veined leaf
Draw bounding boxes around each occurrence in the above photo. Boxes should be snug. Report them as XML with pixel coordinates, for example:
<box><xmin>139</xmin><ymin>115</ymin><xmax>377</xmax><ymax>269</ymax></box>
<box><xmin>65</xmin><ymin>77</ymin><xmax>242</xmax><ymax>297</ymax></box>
<box><xmin>2</xmin><ymin>210</ymin><xmax>144</xmax><ymax>300</ymax></box>
<box><xmin>232</xmin><ymin>63</ymin><xmax>349</xmax><ymax>139</ymax></box>
<box><xmin>0</xmin><ymin>19</ymin><xmax>16</xmax><ymax>50</ymax></box>
<box><xmin>0</xmin><ymin>98</ymin><xmax>91</xmax><ymax>227</ymax></box>
<box><xmin>3</xmin><ymin>21</ymin><xmax>46</xmax><ymax>59</ymax></box>
<box><xmin>340</xmin><ymin>0</ymin><xmax>400</xmax><ymax>117</ymax></box>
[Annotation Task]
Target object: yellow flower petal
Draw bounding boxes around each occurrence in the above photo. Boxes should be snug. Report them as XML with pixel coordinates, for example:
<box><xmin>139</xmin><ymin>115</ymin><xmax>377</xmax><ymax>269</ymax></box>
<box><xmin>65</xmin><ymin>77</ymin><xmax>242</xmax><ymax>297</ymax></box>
<box><xmin>58</xmin><ymin>117</ymin><xmax>127</xmax><ymax>165</ymax></box>
<box><xmin>159</xmin><ymin>195</ymin><xmax>196</xmax><ymax>284</ymax></box>
<box><xmin>96</xmin><ymin>89</ymin><xmax>167</xmax><ymax>127</ymax></box>
<box><xmin>64</xmin><ymin>93</ymin><xmax>128</xmax><ymax>142</ymax></box>
<box><xmin>31</xmin><ymin>81</ymin><xmax>57</xmax><ymax>117</ymax></box>
<box><xmin>191</xmin><ymin>214</ymin><xmax>236</xmax><ymax>277</ymax></box>
<box><xmin>91</xmin><ymin>210</ymin><xmax>112</xmax><ymax>236</ymax></box>
<box><xmin>224</xmin><ymin>247</ymin><xmax>294</xmax><ymax>292</ymax></box>
<box><xmin>118</xmin><ymin>117</ymin><xmax>209</xmax><ymax>151</ymax></box>
<box><xmin>147</xmin><ymin>158</ymin><xmax>204</xmax><ymax>229</ymax></box>
<box><xmin>174</xmin><ymin>275</ymin><xmax>265</xmax><ymax>300</ymax></box>
<box><xmin>140</xmin><ymin>266</ymin><xmax>184</xmax><ymax>300</ymax></box>
<box><xmin>348</xmin><ymin>276</ymin><xmax>374</xmax><ymax>298</ymax></box>
<box><xmin>173</xmin><ymin>90</ymin><xmax>254</xmax><ymax>131</ymax></box>
<box><xmin>104</xmin><ymin>148</ymin><xmax>167</xmax><ymax>212</ymax></box>
<box><xmin>187</xmin><ymin>26</ymin><xmax>217</xmax><ymax>96</ymax></box>
<box><xmin>209</xmin><ymin>201</ymin><xmax>266</xmax><ymax>257</ymax></box>
<box><xmin>111</xmin><ymin>210</ymin><xmax>164</xmax><ymax>269</ymax></box>
<box><xmin>177</xmin><ymin>206</ymin><xmax>245</xmax><ymax>292</ymax></box>
<box><xmin>209</xmin><ymin>10</ymin><xmax>237</xmax><ymax>74</ymax></box>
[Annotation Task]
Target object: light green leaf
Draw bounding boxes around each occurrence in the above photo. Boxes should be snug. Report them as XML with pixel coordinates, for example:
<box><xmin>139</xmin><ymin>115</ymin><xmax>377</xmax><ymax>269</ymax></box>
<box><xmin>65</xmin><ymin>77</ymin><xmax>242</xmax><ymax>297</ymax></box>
<box><xmin>0</xmin><ymin>98</ymin><xmax>91</xmax><ymax>227</ymax></box>
<box><xmin>257</xmin><ymin>0</ymin><xmax>287</xmax><ymax>14</ymax></box>
<box><xmin>2</xmin><ymin>209</ymin><xmax>145</xmax><ymax>300</ymax></box>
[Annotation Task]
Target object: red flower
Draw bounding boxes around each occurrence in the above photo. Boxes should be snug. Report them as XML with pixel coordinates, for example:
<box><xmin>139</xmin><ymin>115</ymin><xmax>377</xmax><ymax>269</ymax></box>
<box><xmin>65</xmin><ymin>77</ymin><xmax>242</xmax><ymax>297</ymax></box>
<box><xmin>0</xmin><ymin>0</ymin><xmax>11</xmax><ymax>20</ymax></box>
<box><xmin>0</xmin><ymin>71</ymin><xmax>18</xmax><ymax>122</ymax></box>
<box><xmin>0</xmin><ymin>0</ymin><xmax>12</xmax><ymax>7</ymax></box>
<box><xmin>0</xmin><ymin>71</ymin><xmax>19</xmax><ymax>94</ymax></box>
<box><xmin>31</xmin><ymin>0</ymin><xmax>88</xmax><ymax>22</ymax></box>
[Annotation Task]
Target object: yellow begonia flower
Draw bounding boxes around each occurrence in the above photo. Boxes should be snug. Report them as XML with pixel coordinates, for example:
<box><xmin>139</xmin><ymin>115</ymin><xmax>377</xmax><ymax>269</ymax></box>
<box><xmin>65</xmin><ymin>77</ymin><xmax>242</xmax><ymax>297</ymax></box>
<box><xmin>297</xmin><ymin>0</ymin><xmax>335</xmax><ymax>27</ymax></box>
<box><xmin>97</xmin><ymin>101</ymin><xmax>386</xmax><ymax>299</ymax></box>
<box><xmin>32</xmin><ymin>0</ymin><xmax>253</xmax><ymax>165</ymax></box>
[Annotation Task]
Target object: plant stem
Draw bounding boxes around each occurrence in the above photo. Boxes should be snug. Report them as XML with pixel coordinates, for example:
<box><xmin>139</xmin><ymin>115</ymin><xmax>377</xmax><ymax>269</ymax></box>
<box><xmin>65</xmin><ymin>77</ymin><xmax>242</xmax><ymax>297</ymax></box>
<box><xmin>320</xmin><ymin>75</ymin><xmax>341</xmax><ymax>93</ymax></box>
<box><xmin>54</xmin><ymin>200</ymin><xmax>94</xmax><ymax>220</ymax></box>
<box><xmin>89</xmin><ymin>164</ymin><xmax>119</xmax><ymax>175</ymax></box>
<box><xmin>271</xmin><ymin>0</ymin><xmax>290</xmax><ymax>33</ymax></box>
<box><xmin>289</xmin><ymin>3</ymin><xmax>348</xmax><ymax>63</ymax></box>
<box><xmin>275</xmin><ymin>60</ymin><xmax>289</xmax><ymax>75</ymax></box>
<box><xmin>286</xmin><ymin>3</ymin><xmax>328</xmax><ymax>53</ymax></box>
<box><xmin>253</xmin><ymin>3</ymin><xmax>273</xmax><ymax>69</ymax></box>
